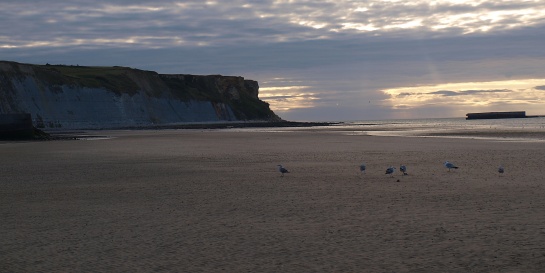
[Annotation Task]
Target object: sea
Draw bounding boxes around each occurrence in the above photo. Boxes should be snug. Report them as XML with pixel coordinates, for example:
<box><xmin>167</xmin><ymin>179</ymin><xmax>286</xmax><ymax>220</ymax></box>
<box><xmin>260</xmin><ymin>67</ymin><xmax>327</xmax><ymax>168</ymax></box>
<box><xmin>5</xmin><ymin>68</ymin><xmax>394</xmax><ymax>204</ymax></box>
<box><xmin>234</xmin><ymin>117</ymin><xmax>545</xmax><ymax>142</ymax></box>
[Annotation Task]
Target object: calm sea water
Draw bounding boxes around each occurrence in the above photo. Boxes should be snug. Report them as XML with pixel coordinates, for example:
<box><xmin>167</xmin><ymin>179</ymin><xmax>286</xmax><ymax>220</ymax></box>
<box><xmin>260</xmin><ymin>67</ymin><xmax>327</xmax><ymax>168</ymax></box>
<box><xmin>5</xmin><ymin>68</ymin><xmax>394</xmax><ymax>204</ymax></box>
<box><xmin>343</xmin><ymin>117</ymin><xmax>545</xmax><ymax>130</ymax></box>
<box><xmin>236</xmin><ymin>117</ymin><xmax>545</xmax><ymax>142</ymax></box>
<box><xmin>338</xmin><ymin>117</ymin><xmax>545</xmax><ymax>141</ymax></box>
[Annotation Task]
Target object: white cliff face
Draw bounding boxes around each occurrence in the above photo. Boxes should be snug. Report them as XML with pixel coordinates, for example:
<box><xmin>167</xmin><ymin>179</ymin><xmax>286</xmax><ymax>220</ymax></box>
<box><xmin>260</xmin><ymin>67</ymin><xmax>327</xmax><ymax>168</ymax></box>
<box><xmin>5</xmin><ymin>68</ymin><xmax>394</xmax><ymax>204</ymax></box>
<box><xmin>4</xmin><ymin>76</ymin><xmax>236</xmax><ymax>129</ymax></box>
<box><xmin>0</xmin><ymin>62</ymin><xmax>279</xmax><ymax>129</ymax></box>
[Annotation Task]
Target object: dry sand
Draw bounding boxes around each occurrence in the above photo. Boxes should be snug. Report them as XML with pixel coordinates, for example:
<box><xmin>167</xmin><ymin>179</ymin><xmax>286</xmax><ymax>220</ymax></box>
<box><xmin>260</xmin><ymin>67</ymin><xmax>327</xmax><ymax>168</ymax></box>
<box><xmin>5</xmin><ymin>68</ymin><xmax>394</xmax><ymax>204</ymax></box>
<box><xmin>2</xmin><ymin>129</ymin><xmax>545</xmax><ymax>272</ymax></box>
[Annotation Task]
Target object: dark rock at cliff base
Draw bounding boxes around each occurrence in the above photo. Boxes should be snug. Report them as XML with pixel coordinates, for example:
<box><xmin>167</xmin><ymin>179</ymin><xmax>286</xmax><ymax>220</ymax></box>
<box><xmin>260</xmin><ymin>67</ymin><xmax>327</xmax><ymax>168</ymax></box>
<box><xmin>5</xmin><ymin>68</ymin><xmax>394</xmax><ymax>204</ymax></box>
<box><xmin>0</xmin><ymin>61</ymin><xmax>281</xmax><ymax>130</ymax></box>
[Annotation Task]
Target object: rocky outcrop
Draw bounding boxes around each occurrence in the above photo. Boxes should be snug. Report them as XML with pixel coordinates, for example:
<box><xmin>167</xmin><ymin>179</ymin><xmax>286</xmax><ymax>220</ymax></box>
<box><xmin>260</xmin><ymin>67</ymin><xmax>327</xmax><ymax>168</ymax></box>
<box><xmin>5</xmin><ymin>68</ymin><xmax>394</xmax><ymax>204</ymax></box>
<box><xmin>0</xmin><ymin>61</ymin><xmax>280</xmax><ymax>129</ymax></box>
<box><xmin>0</xmin><ymin>113</ymin><xmax>33</xmax><ymax>139</ymax></box>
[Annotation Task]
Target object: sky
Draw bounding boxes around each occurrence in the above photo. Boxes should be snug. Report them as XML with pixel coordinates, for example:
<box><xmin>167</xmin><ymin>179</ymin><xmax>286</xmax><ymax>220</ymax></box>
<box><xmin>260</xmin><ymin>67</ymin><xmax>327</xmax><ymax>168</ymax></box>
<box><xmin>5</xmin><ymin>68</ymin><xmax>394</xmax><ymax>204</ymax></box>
<box><xmin>1</xmin><ymin>0</ymin><xmax>545</xmax><ymax>121</ymax></box>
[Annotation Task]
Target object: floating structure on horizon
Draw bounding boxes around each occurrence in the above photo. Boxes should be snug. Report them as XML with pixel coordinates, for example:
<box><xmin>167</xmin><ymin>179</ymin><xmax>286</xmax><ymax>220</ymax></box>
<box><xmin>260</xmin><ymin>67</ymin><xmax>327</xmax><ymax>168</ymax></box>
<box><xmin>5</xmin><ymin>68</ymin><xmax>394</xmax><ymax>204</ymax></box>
<box><xmin>466</xmin><ymin>111</ymin><xmax>527</xmax><ymax>120</ymax></box>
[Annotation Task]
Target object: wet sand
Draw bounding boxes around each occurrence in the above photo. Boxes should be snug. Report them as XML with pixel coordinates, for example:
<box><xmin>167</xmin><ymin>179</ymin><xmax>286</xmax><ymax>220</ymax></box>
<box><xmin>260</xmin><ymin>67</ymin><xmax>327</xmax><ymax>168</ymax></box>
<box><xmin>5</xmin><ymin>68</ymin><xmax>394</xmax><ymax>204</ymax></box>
<box><xmin>2</xmin><ymin>129</ymin><xmax>545</xmax><ymax>272</ymax></box>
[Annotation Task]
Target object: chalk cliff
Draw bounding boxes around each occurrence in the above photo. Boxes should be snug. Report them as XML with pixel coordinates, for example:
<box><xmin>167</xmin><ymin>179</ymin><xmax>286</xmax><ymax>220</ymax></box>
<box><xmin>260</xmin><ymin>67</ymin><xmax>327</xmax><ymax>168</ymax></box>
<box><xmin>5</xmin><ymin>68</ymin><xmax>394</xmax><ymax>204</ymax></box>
<box><xmin>0</xmin><ymin>61</ymin><xmax>280</xmax><ymax>129</ymax></box>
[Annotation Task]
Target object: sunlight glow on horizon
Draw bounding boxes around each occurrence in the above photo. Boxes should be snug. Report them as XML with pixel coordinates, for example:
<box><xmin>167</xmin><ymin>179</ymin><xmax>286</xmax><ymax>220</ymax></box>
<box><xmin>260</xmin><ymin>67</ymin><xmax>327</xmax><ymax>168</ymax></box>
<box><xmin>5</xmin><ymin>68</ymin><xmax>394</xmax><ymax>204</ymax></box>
<box><xmin>261</xmin><ymin>78</ymin><xmax>545</xmax><ymax>117</ymax></box>
<box><xmin>260</xmin><ymin>86</ymin><xmax>319</xmax><ymax>111</ymax></box>
<box><xmin>383</xmin><ymin>79</ymin><xmax>545</xmax><ymax>111</ymax></box>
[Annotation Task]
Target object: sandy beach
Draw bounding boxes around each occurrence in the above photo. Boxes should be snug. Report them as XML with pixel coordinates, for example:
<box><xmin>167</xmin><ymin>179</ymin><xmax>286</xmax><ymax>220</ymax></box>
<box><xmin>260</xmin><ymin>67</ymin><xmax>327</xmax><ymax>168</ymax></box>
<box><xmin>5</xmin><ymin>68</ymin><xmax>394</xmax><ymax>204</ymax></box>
<box><xmin>2</xmin><ymin>129</ymin><xmax>545</xmax><ymax>272</ymax></box>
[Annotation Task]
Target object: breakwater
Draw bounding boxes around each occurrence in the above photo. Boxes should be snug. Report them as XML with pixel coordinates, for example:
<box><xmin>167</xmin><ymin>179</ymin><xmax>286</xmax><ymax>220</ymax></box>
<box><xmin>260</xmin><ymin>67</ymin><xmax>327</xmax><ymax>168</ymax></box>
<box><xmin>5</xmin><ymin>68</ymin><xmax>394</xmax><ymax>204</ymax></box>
<box><xmin>466</xmin><ymin>111</ymin><xmax>526</xmax><ymax>120</ymax></box>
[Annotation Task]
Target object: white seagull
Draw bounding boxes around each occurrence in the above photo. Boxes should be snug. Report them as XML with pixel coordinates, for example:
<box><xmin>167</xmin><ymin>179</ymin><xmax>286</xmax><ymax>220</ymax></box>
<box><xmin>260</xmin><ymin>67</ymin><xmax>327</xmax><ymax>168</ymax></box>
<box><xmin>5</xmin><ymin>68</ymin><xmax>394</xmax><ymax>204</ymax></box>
<box><xmin>277</xmin><ymin>165</ymin><xmax>289</xmax><ymax>177</ymax></box>
<box><xmin>360</xmin><ymin>163</ymin><xmax>366</xmax><ymax>174</ymax></box>
<box><xmin>385</xmin><ymin>166</ymin><xmax>396</xmax><ymax>177</ymax></box>
<box><xmin>444</xmin><ymin>161</ymin><xmax>459</xmax><ymax>171</ymax></box>
<box><xmin>400</xmin><ymin>165</ymin><xmax>408</xmax><ymax>175</ymax></box>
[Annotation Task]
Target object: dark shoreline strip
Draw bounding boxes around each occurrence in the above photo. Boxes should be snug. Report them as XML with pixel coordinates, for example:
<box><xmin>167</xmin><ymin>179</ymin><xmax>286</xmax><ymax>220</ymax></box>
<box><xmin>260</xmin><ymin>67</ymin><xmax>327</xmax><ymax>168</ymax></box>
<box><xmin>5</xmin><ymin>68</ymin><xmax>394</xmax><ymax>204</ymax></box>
<box><xmin>117</xmin><ymin>121</ymin><xmax>340</xmax><ymax>130</ymax></box>
<box><xmin>1</xmin><ymin>121</ymin><xmax>340</xmax><ymax>141</ymax></box>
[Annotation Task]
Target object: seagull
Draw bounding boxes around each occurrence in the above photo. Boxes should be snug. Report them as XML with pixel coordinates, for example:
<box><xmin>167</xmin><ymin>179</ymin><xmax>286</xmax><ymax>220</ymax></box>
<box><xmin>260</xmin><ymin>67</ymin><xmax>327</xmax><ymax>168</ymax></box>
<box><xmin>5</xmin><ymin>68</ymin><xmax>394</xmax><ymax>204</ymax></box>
<box><xmin>498</xmin><ymin>165</ymin><xmax>504</xmax><ymax>175</ymax></box>
<box><xmin>277</xmin><ymin>165</ymin><xmax>289</xmax><ymax>177</ymax></box>
<box><xmin>400</xmin><ymin>165</ymin><xmax>408</xmax><ymax>175</ymax></box>
<box><xmin>444</xmin><ymin>161</ymin><xmax>459</xmax><ymax>171</ymax></box>
<box><xmin>385</xmin><ymin>166</ymin><xmax>396</xmax><ymax>177</ymax></box>
<box><xmin>359</xmin><ymin>163</ymin><xmax>366</xmax><ymax>174</ymax></box>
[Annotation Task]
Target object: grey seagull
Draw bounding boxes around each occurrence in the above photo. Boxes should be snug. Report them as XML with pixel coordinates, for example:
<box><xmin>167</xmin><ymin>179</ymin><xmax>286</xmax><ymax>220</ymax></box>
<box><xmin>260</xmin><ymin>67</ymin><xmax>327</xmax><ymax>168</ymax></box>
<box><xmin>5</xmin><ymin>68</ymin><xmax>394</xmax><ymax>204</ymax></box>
<box><xmin>277</xmin><ymin>165</ymin><xmax>289</xmax><ymax>177</ymax></box>
<box><xmin>444</xmin><ymin>161</ymin><xmax>459</xmax><ymax>171</ymax></box>
<box><xmin>360</xmin><ymin>163</ymin><xmax>366</xmax><ymax>174</ymax></box>
<box><xmin>385</xmin><ymin>166</ymin><xmax>396</xmax><ymax>177</ymax></box>
<box><xmin>498</xmin><ymin>165</ymin><xmax>504</xmax><ymax>175</ymax></box>
<box><xmin>400</xmin><ymin>165</ymin><xmax>408</xmax><ymax>175</ymax></box>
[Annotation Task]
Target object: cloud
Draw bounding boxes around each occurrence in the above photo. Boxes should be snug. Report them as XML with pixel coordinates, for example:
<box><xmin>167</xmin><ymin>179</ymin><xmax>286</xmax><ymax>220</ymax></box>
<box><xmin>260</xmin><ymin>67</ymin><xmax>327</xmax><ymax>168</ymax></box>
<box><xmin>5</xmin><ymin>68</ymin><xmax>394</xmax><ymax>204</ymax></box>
<box><xmin>2</xmin><ymin>0</ymin><xmax>545</xmax><ymax>49</ymax></box>
<box><xmin>429</xmin><ymin>90</ymin><xmax>459</xmax><ymax>96</ymax></box>
<box><xmin>396</xmin><ymin>92</ymin><xmax>416</xmax><ymax>98</ymax></box>
<box><xmin>534</xmin><ymin>85</ymin><xmax>545</xmax><ymax>90</ymax></box>
<box><xmin>429</xmin><ymin>89</ymin><xmax>512</xmax><ymax>96</ymax></box>
<box><xmin>2</xmin><ymin>0</ymin><xmax>545</xmax><ymax>120</ymax></box>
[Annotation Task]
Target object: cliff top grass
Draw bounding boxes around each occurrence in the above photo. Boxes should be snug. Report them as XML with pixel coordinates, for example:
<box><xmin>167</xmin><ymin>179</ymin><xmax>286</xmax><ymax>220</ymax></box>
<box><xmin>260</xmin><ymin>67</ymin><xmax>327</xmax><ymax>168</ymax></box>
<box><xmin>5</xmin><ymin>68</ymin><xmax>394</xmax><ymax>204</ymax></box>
<box><xmin>35</xmin><ymin>64</ymin><xmax>140</xmax><ymax>95</ymax></box>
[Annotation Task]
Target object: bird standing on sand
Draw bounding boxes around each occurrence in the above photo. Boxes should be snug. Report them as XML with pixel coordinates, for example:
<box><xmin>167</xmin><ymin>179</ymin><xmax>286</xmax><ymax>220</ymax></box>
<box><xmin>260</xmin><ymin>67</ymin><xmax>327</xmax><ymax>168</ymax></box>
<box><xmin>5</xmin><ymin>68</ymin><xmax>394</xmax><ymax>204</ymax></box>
<box><xmin>385</xmin><ymin>166</ymin><xmax>396</xmax><ymax>177</ymax></box>
<box><xmin>498</xmin><ymin>165</ymin><xmax>504</xmax><ymax>175</ymax></box>
<box><xmin>277</xmin><ymin>165</ymin><xmax>289</xmax><ymax>177</ymax></box>
<box><xmin>360</xmin><ymin>163</ymin><xmax>366</xmax><ymax>174</ymax></box>
<box><xmin>444</xmin><ymin>161</ymin><xmax>459</xmax><ymax>171</ymax></box>
<box><xmin>400</xmin><ymin>165</ymin><xmax>408</xmax><ymax>175</ymax></box>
